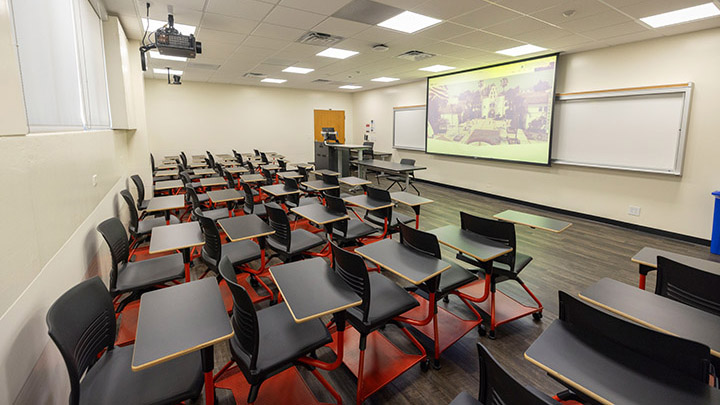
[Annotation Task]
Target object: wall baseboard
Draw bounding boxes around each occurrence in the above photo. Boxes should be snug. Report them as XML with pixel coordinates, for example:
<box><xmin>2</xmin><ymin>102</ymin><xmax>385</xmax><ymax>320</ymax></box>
<box><xmin>415</xmin><ymin>178</ymin><xmax>711</xmax><ymax>247</ymax></box>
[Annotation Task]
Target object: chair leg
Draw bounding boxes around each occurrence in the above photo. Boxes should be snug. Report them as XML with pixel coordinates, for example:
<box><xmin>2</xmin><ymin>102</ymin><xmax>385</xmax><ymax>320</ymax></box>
<box><xmin>247</xmin><ymin>383</ymin><xmax>261</xmax><ymax>404</ymax></box>
<box><xmin>356</xmin><ymin>335</ymin><xmax>367</xmax><ymax>405</ymax></box>
<box><xmin>309</xmin><ymin>368</ymin><xmax>342</xmax><ymax>404</ymax></box>
<box><xmin>410</xmin><ymin>182</ymin><xmax>420</xmax><ymax>195</ymax></box>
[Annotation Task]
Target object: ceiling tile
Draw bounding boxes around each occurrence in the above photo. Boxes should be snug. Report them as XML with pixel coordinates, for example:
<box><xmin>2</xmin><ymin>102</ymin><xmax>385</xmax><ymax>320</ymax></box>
<box><xmin>618</xmin><ymin>0</ymin><xmax>711</xmax><ymax>19</ymax></box>
<box><xmin>559</xmin><ymin>10</ymin><xmax>632</xmax><ymax>33</ymax></box>
<box><xmin>243</xmin><ymin>35</ymin><xmax>291</xmax><ymax>50</ymax></box>
<box><xmin>492</xmin><ymin>0</ymin><xmax>565</xmax><ymax>14</ymax></box>
<box><xmin>229</xmin><ymin>45</ymin><xmax>277</xmax><ymax>60</ymax></box>
<box><xmin>448</xmin><ymin>30</ymin><xmax>524</xmax><ymax>52</ymax></box>
<box><xmin>182</xmin><ymin>68</ymin><xmax>215</xmax><ymax>81</ymax></box>
<box><xmin>410</xmin><ymin>0</ymin><xmax>486</xmax><ymax>20</ymax></box>
<box><xmin>511</xmin><ymin>26</ymin><xmax>574</xmax><ymax>43</ymax></box>
<box><xmin>311</xmin><ymin>17</ymin><xmax>372</xmax><ymax>37</ymax></box>
<box><xmin>280</xmin><ymin>0</ymin><xmax>353</xmax><ymax>15</ymax></box>
<box><xmin>582</xmin><ymin>20</ymin><xmax>647</xmax><ymax>40</ymax></box>
<box><xmin>417</xmin><ymin>22</ymin><xmax>475</xmax><ymax>41</ymax></box>
<box><xmin>656</xmin><ymin>16</ymin><xmax>720</xmax><ymax>36</ymax></box>
<box><xmin>332</xmin><ymin>0</ymin><xmax>404</xmax><ymax>25</ymax></box>
<box><xmin>196</xmin><ymin>28</ymin><xmax>247</xmax><ymax>44</ymax></box>
<box><xmin>251</xmin><ymin>22</ymin><xmax>307</xmax><ymax>40</ymax></box>
<box><xmin>451</xmin><ymin>4</ymin><xmax>522</xmax><ymax>29</ymax></box>
<box><xmin>530</xmin><ymin>0</ymin><xmax>612</xmax><ymax>26</ymax></box>
<box><xmin>201</xmin><ymin>13</ymin><xmax>260</xmax><ymax>34</ymax></box>
<box><xmin>197</xmin><ymin>41</ymin><xmax>240</xmax><ymax>59</ymax></box>
<box><xmin>146</xmin><ymin>5</ymin><xmax>202</xmax><ymax>27</ymax></box>
<box><xmin>155</xmin><ymin>0</ymin><xmax>206</xmax><ymax>12</ymax></box>
<box><xmin>373</xmin><ymin>0</ymin><xmax>423</xmax><ymax>9</ymax></box>
<box><xmin>350</xmin><ymin>25</ymin><xmax>408</xmax><ymax>44</ymax></box>
<box><xmin>205</xmin><ymin>0</ymin><xmax>275</xmax><ymax>21</ymax></box>
<box><xmin>541</xmin><ymin>33</ymin><xmax>595</xmax><ymax>49</ymax></box>
<box><xmin>263</xmin><ymin>6</ymin><xmax>327</xmax><ymax>29</ymax></box>
<box><xmin>601</xmin><ymin>30</ymin><xmax>658</xmax><ymax>46</ymax></box>
<box><xmin>484</xmin><ymin>17</ymin><xmax>554</xmax><ymax>37</ymax></box>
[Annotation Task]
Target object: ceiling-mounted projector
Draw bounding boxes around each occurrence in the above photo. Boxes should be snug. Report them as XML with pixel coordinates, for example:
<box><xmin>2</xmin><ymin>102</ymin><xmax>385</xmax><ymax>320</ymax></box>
<box><xmin>139</xmin><ymin>3</ymin><xmax>201</xmax><ymax>71</ymax></box>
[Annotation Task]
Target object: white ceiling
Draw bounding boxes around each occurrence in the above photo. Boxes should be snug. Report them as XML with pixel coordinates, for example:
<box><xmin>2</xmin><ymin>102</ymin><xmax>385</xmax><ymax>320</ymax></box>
<box><xmin>103</xmin><ymin>0</ymin><xmax>720</xmax><ymax>91</ymax></box>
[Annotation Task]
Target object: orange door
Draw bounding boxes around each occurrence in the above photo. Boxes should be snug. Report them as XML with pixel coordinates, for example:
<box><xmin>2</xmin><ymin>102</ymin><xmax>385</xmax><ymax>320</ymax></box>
<box><xmin>314</xmin><ymin>110</ymin><xmax>345</xmax><ymax>143</ymax></box>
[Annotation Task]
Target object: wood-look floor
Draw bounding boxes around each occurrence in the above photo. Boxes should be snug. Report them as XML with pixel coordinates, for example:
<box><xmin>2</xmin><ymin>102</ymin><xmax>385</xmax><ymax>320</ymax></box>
<box><xmin>159</xmin><ymin>177</ymin><xmax>717</xmax><ymax>405</ymax></box>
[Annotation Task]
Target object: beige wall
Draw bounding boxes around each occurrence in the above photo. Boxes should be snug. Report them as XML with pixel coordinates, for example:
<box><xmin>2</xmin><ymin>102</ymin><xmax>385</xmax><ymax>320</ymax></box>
<box><xmin>352</xmin><ymin>28</ymin><xmax>720</xmax><ymax>240</ymax></box>
<box><xmin>144</xmin><ymin>79</ymin><xmax>354</xmax><ymax>164</ymax></box>
<box><xmin>0</xmin><ymin>2</ymin><xmax>151</xmax><ymax>402</ymax></box>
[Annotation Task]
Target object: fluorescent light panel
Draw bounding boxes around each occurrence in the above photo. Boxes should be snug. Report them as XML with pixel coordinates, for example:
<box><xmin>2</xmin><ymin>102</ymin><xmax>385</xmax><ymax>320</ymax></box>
<box><xmin>377</xmin><ymin>11</ymin><xmax>441</xmax><ymax>33</ymax></box>
<box><xmin>261</xmin><ymin>78</ymin><xmax>287</xmax><ymax>83</ymax></box>
<box><xmin>496</xmin><ymin>44</ymin><xmax>546</xmax><ymax>56</ymax></box>
<box><xmin>419</xmin><ymin>64</ymin><xmax>455</xmax><ymax>72</ymax></box>
<box><xmin>371</xmin><ymin>77</ymin><xmax>399</xmax><ymax>82</ymax></box>
<box><xmin>153</xmin><ymin>68</ymin><xmax>183</xmax><ymax>75</ymax></box>
<box><xmin>339</xmin><ymin>85</ymin><xmax>362</xmax><ymax>89</ymax></box>
<box><xmin>282</xmin><ymin>66</ymin><xmax>315</xmax><ymax>74</ymax></box>
<box><xmin>142</xmin><ymin>18</ymin><xmax>196</xmax><ymax>35</ymax></box>
<box><xmin>316</xmin><ymin>48</ymin><xmax>359</xmax><ymax>59</ymax></box>
<box><xmin>149</xmin><ymin>50</ymin><xmax>187</xmax><ymax>62</ymax></box>
<box><xmin>640</xmin><ymin>3</ymin><xmax>720</xmax><ymax>28</ymax></box>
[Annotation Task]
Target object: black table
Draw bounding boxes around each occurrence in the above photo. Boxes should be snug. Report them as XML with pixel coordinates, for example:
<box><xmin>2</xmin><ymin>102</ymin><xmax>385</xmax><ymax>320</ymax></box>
<box><xmin>311</xmin><ymin>169</ymin><xmax>340</xmax><ymax>177</ymax></box>
<box><xmin>149</xmin><ymin>221</ymin><xmax>205</xmax><ymax>282</ymax></box>
<box><xmin>225</xmin><ymin>166</ymin><xmax>248</xmax><ymax>175</ymax></box>
<box><xmin>193</xmin><ymin>168</ymin><xmax>216</xmax><ymax>176</ymax></box>
<box><xmin>277</xmin><ymin>171</ymin><xmax>303</xmax><ymax>180</ymax></box>
<box><xmin>239</xmin><ymin>174</ymin><xmax>265</xmax><ymax>183</ymax></box>
<box><xmin>290</xmin><ymin>204</ymin><xmax>348</xmax><ymax>256</ymax></box>
<box><xmin>525</xmin><ymin>318</ymin><xmax>720</xmax><ymax>405</ymax></box>
<box><xmin>155</xmin><ymin>169</ymin><xmax>179</xmax><ymax>178</ymax></box>
<box><xmin>390</xmin><ymin>191</ymin><xmax>433</xmax><ymax>229</ymax></box>
<box><xmin>632</xmin><ymin>247</ymin><xmax>720</xmax><ymax>290</ymax></box>
<box><xmin>493</xmin><ymin>209</ymin><xmax>572</xmax><ymax>233</ymax></box>
<box><xmin>206</xmin><ymin>189</ymin><xmax>244</xmax><ymax>216</ymax></box>
<box><xmin>132</xmin><ymin>278</ymin><xmax>233</xmax><ymax>405</ymax></box>
<box><xmin>154</xmin><ymin>179</ymin><xmax>183</xmax><ymax>195</ymax></box>
<box><xmin>218</xmin><ymin>215</ymin><xmax>274</xmax><ymax>271</ymax></box>
<box><xmin>355</xmin><ymin>159</ymin><xmax>426</xmax><ymax>187</ymax></box>
<box><xmin>355</xmin><ymin>239</ymin><xmax>449</xmax><ymax>284</ymax></box>
<box><xmin>579</xmin><ymin>278</ymin><xmax>720</xmax><ymax>358</ymax></box>
<box><xmin>302</xmin><ymin>179</ymin><xmax>339</xmax><ymax>191</ymax></box>
<box><xmin>146</xmin><ymin>195</ymin><xmax>185</xmax><ymax>224</ymax></box>
<box><xmin>261</xmin><ymin>184</ymin><xmax>300</xmax><ymax>197</ymax></box>
<box><xmin>339</xmin><ymin>176</ymin><xmax>371</xmax><ymax>187</ymax></box>
<box><xmin>342</xmin><ymin>194</ymin><xmax>393</xmax><ymax>211</ymax></box>
<box><xmin>199</xmin><ymin>176</ymin><xmax>226</xmax><ymax>188</ymax></box>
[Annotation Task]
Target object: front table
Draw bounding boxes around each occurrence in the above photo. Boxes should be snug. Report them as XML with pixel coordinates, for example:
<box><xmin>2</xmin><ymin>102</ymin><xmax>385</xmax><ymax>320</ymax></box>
<box><xmin>132</xmin><ymin>278</ymin><xmax>233</xmax><ymax>405</ymax></box>
<box><xmin>149</xmin><ymin>221</ymin><xmax>205</xmax><ymax>282</ymax></box>
<box><xmin>390</xmin><ymin>191</ymin><xmax>433</xmax><ymax>229</ymax></box>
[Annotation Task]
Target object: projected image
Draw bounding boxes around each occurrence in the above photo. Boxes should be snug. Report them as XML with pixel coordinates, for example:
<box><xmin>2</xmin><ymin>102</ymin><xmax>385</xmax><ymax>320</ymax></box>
<box><xmin>426</xmin><ymin>55</ymin><xmax>557</xmax><ymax>164</ymax></box>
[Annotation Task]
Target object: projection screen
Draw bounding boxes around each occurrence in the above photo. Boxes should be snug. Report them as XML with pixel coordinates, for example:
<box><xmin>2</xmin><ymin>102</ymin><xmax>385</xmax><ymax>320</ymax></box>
<box><xmin>426</xmin><ymin>54</ymin><xmax>558</xmax><ymax>165</ymax></box>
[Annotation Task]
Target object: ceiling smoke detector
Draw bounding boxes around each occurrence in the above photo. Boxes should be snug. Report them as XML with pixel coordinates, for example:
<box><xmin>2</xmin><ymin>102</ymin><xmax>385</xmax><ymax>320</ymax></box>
<box><xmin>372</xmin><ymin>44</ymin><xmax>389</xmax><ymax>52</ymax></box>
<box><xmin>562</xmin><ymin>9</ymin><xmax>576</xmax><ymax>18</ymax></box>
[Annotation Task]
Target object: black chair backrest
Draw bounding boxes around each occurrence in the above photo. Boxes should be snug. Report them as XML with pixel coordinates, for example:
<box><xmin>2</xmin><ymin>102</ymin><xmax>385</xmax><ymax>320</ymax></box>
<box><xmin>558</xmin><ymin>290</ymin><xmax>712</xmax><ymax>384</ymax></box>
<box><xmin>322</xmin><ymin>173</ymin><xmax>339</xmax><ymax>186</ymax></box>
<box><xmin>365</xmin><ymin>186</ymin><xmax>392</xmax><ymax>223</ymax></box>
<box><xmin>284</xmin><ymin>177</ymin><xmax>299</xmax><ymax>190</ymax></box>
<box><xmin>324</xmin><ymin>195</ymin><xmax>348</xmax><ymax>235</ymax></box>
<box><xmin>262</xmin><ymin>169</ymin><xmax>274</xmax><ymax>185</ymax></box>
<box><xmin>476</xmin><ymin>343</ymin><xmax>557</xmax><ymax>405</ymax></box>
<box><xmin>278</xmin><ymin>160</ymin><xmax>287</xmax><ymax>171</ymax></box>
<box><xmin>206</xmin><ymin>151</ymin><xmax>215</xmax><ymax>167</ymax></box>
<box><xmin>96</xmin><ymin>217</ymin><xmax>129</xmax><ymax>291</ymax></box>
<box><xmin>130</xmin><ymin>175</ymin><xmax>145</xmax><ymax>207</ymax></box>
<box><xmin>218</xmin><ymin>256</ymin><xmax>260</xmax><ymax>370</ymax></box>
<box><xmin>150</xmin><ymin>153</ymin><xmax>156</xmax><ymax>171</ymax></box>
<box><xmin>180</xmin><ymin>152</ymin><xmax>187</xmax><ymax>167</ymax></box>
<box><xmin>260</xmin><ymin>152</ymin><xmax>269</xmax><ymax>164</ymax></box>
<box><xmin>186</xmin><ymin>186</ymin><xmax>202</xmax><ymax>210</ymax></box>
<box><xmin>366</xmin><ymin>186</ymin><xmax>391</xmax><ymax>202</ymax></box>
<box><xmin>180</xmin><ymin>171</ymin><xmax>192</xmax><ymax>185</ymax></box>
<box><xmin>47</xmin><ymin>277</ymin><xmax>116</xmax><ymax>405</ymax></box>
<box><xmin>266</xmin><ymin>202</ymin><xmax>291</xmax><ymax>252</ymax></box>
<box><xmin>215</xmin><ymin>162</ymin><xmax>224</xmax><ymax>176</ymax></box>
<box><xmin>253</xmin><ymin>149</ymin><xmax>260</xmax><ymax>156</ymax></box>
<box><xmin>656</xmin><ymin>256</ymin><xmax>720</xmax><ymax>316</ymax></box>
<box><xmin>399</xmin><ymin>158</ymin><xmax>415</xmax><ymax>166</ymax></box>
<box><xmin>240</xmin><ymin>182</ymin><xmax>256</xmax><ymax>213</ymax></box>
<box><xmin>247</xmin><ymin>162</ymin><xmax>255</xmax><ymax>174</ymax></box>
<box><xmin>398</xmin><ymin>222</ymin><xmax>441</xmax><ymax>258</ymax></box>
<box><xmin>119</xmin><ymin>189</ymin><xmax>140</xmax><ymax>232</ymax></box>
<box><xmin>460</xmin><ymin>211</ymin><xmax>516</xmax><ymax>269</ymax></box>
<box><xmin>331</xmin><ymin>243</ymin><xmax>371</xmax><ymax>321</ymax></box>
<box><xmin>225</xmin><ymin>169</ymin><xmax>237</xmax><ymax>189</ymax></box>
<box><xmin>196</xmin><ymin>209</ymin><xmax>222</xmax><ymax>267</ymax></box>
<box><xmin>323</xmin><ymin>187</ymin><xmax>340</xmax><ymax>198</ymax></box>
<box><xmin>297</xmin><ymin>166</ymin><xmax>309</xmax><ymax>182</ymax></box>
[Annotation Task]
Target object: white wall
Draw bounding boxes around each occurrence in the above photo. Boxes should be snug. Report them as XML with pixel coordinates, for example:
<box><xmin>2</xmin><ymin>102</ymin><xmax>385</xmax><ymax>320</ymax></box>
<box><xmin>144</xmin><ymin>79</ymin><xmax>354</xmax><ymax>164</ymax></box>
<box><xmin>352</xmin><ymin>28</ymin><xmax>720</xmax><ymax>240</ymax></box>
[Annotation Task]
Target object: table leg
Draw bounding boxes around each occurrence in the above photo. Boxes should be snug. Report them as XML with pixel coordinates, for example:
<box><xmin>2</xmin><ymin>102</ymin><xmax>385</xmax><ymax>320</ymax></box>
<box><xmin>182</xmin><ymin>247</ymin><xmax>191</xmax><ymax>282</ymax></box>
<box><xmin>201</xmin><ymin>346</ymin><xmax>215</xmax><ymax>405</ymax></box>
<box><xmin>165</xmin><ymin>210</ymin><xmax>171</xmax><ymax>225</ymax></box>
<box><xmin>412</xmin><ymin>206</ymin><xmax>421</xmax><ymax>229</ymax></box>
<box><xmin>404</xmin><ymin>173</ymin><xmax>410</xmax><ymax>190</ymax></box>
<box><xmin>638</xmin><ymin>264</ymin><xmax>653</xmax><ymax>290</ymax></box>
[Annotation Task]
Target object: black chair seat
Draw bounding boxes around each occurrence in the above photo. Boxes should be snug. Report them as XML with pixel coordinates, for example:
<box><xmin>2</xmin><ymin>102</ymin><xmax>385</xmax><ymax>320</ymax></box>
<box><xmin>267</xmin><ymin>229</ymin><xmax>324</xmax><ymax>256</ymax></box>
<box><xmin>449</xmin><ymin>391</ymin><xmax>481</xmax><ymax>405</ymax></box>
<box><xmin>332</xmin><ymin>218</ymin><xmax>378</xmax><ymax>241</ymax></box>
<box><xmin>200</xmin><ymin>207</ymin><xmax>230</xmax><ymax>221</ymax></box>
<box><xmin>286</xmin><ymin>197</ymin><xmax>318</xmax><ymax>209</ymax></box>
<box><xmin>186</xmin><ymin>181</ymin><xmax>203</xmax><ymax>189</ymax></box>
<box><xmin>113</xmin><ymin>253</ymin><xmax>185</xmax><ymax>294</ymax></box>
<box><xmin>438</xmin><ymin>263</ymin><xmax>478</xmax><ymax>295</ymax></box>
<box><xmin>245</xmin><ymin>203</ymin><xmax>267</xmax><ymax>217</ymax></box>
<box><xmin>202</xmin><ymin>240</ymin><xmax>261</xmax><ymax>269</ymax></box>
<box><xmin>347</xmin><ymin>272</ymin><xmax>419</xmax><ymax>332</ymax></box>
<box><xmin>79</xmin><ymin>344</ymin><xmax>203</xmax><ymax>405</ymax></box>
<box><xmin>229</xmin><ymin>303</ymin><xmax>332</xmax><ymax>382</ymax></box>
<box><xmin>196</xmin><ymin>193</ymin><xmax>210</xmax><ymax>203</ymax></box>
<box><xmin>138</xmin><ymin>199</ymin><xmax>150</xmax><ymax>211</ymax></box>
<box><xmin>493</xmin><ymin>252</ymin><xmax>532</xmax><ymax>275</ymax></box>
<box><xmin>137</xmin><ymin>215</ymin><xmax>180</xmax><ymax>234</ymax></box>
<box><xmin>365</xmin><ymin>211</ymin><xmax>415</xmax><ymax>228</ymax></box>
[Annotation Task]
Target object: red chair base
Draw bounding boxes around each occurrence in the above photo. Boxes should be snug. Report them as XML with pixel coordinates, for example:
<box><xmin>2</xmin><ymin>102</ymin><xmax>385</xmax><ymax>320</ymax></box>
<box><xmin>215</xmin><ymin>365</ymin><xmax>331</xmax><ymax>404</ymax></box>
<box><xmin>115</xmin><ymin>300</ymin><xmax>140</xmax><ymax>346</ymax></box>
<box><xmin>331</xmin><ymin>326</ymin><xmax>425</xmax><ymax>404</ymax></box>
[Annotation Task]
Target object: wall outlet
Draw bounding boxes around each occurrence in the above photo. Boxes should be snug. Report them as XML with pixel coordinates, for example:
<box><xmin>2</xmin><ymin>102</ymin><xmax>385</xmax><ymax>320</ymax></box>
<box><xmin>628</xmin><ymin>205</ymin><xmax>641</xmax><ymax>216</ymax></box>
<box><xmin>92</xmin><ymin>174</ymin><xmax>98</xmax><ymax>187</ymax></box>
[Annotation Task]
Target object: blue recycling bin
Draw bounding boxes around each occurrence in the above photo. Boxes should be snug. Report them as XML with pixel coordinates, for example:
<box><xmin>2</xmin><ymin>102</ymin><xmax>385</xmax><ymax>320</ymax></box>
<box><xmin>713</xmin><ymin>191</ymin><xmax>720</xmax><ymax>255</ymax></box>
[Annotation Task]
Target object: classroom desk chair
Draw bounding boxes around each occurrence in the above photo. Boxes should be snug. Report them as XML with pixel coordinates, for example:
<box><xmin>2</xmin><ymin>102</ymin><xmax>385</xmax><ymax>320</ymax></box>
<box><xmin>657</xmin><ymin>256</ymin><xmax>720</xmax><ymax>316</ymax></box>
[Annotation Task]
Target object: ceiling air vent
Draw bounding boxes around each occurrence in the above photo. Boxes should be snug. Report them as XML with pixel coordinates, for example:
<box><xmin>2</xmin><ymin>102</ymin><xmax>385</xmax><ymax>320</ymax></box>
<box><xmin>297</xmin><ymin>31</ymin><xmax>345</xmax><ymax>47</ymax></box>
<box><xmin>243</xmin><ymin>72</ymin><xmax>266</xmax><ymax>78</ymax></box>
<box><xmin>312</xmin><ymin>79</ymin><xmax>333</xmax><ymax>83</ymax></box>
<box><xmin>397</xmin><ymin>50</ymin><xmax>435</xmax><ymax>61</ymax></box>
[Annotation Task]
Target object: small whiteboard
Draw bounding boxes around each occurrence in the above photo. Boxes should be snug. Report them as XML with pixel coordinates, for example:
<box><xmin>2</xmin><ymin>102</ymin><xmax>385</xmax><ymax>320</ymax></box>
<box><xmin>393</xmin><ymin>106</ymin><xmax>426</xmax><ymax>151</ymax></box>
<box><xmin>551</xmin><ymin>84</ymin><xmax>692</xmax><ymax>175</ymax></box>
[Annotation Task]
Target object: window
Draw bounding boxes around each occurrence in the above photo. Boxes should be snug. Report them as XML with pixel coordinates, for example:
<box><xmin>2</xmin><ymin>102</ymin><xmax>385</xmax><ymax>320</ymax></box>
<box><xmin>11</xmin><ymin>0</ymin><xmax>110</xmax><ymax>132</ymax></box>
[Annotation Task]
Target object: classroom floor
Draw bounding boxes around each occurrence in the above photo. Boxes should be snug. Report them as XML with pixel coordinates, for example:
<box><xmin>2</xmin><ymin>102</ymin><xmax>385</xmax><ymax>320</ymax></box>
<box><xmin>149</xmin><ymin>177</ymin><xmax>717</xmax><ymax>404</ymax></box>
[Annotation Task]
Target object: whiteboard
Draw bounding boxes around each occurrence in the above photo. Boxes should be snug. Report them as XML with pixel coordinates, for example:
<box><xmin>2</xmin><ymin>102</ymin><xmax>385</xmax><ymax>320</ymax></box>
<box><xmin>393</xmin><ymin>106</ymin><xmax>426</xmax><ymax>151</ymax></box>
<box><xmin>551</xmin><ymin>84</ymin><xmax>692</xmax><ymax>175</ymax></box>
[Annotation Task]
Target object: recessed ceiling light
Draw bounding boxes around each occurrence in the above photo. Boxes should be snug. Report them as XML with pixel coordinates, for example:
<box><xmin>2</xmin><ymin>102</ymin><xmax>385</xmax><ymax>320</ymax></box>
<box><xmin>142</xmin><ymin>18</ymin><xmax>196</xmax><ymax>35</ymax></box>
<box><xmin>316</xmin><ymin>48</ymin><xmax>359</xmax><ymax>59</ymax></box>
<box><xmin>496</xmin><ymin>44</ymin><xmax>546</xmax><ymax>57</ymax></box>
<box><xmin>149</xmin><ymin>50</ymin><xmax>187</xmax><ymax>62</ymax></box>
<box><xmin>282</xmin><ymin>66</ymin><xmax>315</xmax><ymax>74</ymax></box>
<box><xmin>339</xmin><ymin>85</ymin><xmax>362</xmax><ymax>89</ymax></box>
<box><xmin>261</xmin><ymin>78</ymin><xmax>287</xmax><ymax>84</ymax></box>
<box><xmin>640</xmin><ymin>3</ymin><xmax>720</xmax><ymax>28</ymax></box>
<box><xmin>371</xmin><ymin>77</ymin><xmax>399</xmax><ymax>82</ymax></box>
<box><xmin>377</xmin><ymin>11</ymin><xmax>441</xmax><ymax>33</ymax></box>
<box><xmin>419</xmin><ymin>65</ymin><xmax>455</xmax><ymax>73</ymax></box>
<box><xmin>153</xmin><ymin>68</ymin><xmax>183</xmax><ymax>75</ymax></box>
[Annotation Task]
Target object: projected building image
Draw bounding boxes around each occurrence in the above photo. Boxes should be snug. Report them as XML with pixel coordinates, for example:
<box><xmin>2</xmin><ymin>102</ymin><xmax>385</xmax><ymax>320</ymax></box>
<box><xmin>426</xmin><ymin>55</ymin><xmax>558</xmax><ymax>164</ymax></box>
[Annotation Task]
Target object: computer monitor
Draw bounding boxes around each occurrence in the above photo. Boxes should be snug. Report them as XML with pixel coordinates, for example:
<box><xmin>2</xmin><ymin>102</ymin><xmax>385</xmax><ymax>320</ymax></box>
<box><xmin>322</xmin><ymin>127</ymin><xmax>338</xmax><ymax>142</ymax></box>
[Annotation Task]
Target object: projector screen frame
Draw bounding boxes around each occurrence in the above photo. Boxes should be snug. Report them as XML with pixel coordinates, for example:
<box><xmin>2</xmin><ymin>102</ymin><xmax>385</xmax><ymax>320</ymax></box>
<box><xmin>424</xmin><ymin>53</ymin><xmax>560</xmax><ymax>167</ymax></box>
